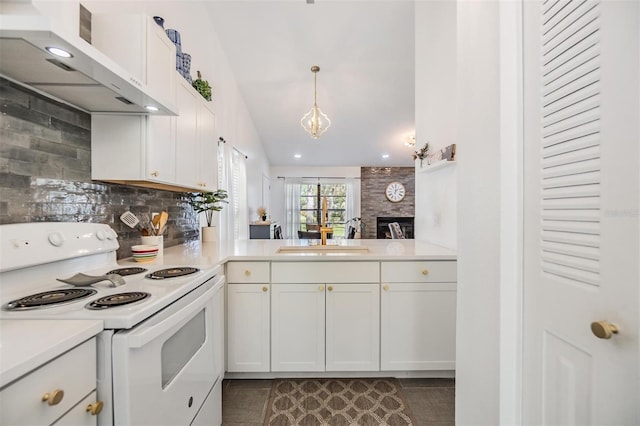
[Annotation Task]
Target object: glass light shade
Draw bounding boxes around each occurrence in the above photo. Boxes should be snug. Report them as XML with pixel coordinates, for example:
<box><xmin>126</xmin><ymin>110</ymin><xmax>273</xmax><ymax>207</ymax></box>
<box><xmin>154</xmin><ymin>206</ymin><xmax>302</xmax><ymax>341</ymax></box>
<box><xmin>300</xmin><ymin>104</ymin><xmax>331</xmax><ymax>139</ymax></box>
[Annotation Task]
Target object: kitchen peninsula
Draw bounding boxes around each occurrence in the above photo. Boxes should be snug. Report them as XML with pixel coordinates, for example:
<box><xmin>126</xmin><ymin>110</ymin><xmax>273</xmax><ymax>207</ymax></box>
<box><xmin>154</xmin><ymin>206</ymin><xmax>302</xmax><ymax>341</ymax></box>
<box><xmin>128</xmin><ymin>239</ymin><xmax>457</xmax><ymax>378</ymax></box>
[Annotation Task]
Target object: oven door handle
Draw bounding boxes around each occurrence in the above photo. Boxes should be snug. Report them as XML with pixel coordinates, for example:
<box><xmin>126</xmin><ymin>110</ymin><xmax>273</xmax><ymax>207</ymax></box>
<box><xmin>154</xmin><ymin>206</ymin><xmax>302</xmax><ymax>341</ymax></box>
<box><xmin>126</xmin><ymin>282</ymin><xmax>219</xmax><ymax>348</ymax></box>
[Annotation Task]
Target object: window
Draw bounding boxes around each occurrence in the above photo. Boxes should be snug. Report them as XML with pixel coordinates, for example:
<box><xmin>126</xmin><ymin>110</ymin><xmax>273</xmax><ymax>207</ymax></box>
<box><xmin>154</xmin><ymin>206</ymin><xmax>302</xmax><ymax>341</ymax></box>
<box><xmin>299</xmin><ymin>183</ymin><xmax>347</xmax><ymax>237</ymax></box>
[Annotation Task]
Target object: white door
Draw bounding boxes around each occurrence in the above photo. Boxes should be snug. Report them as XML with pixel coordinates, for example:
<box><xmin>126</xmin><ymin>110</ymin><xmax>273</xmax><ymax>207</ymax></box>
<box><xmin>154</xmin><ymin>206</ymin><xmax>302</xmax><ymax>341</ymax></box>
<box><xmin>522</xmin><ymin>1</ymin><xmax>639</xmax><ymax>424</ymax></box>
<box><xmin>271</xmin><ymin>283</ymin><xmax>325</xmax><ymax>372</ymax></box>
<box><xmin>325</xmin><ymin>283</ymin><xmax>380</xmax><ymax>371</ymax></box>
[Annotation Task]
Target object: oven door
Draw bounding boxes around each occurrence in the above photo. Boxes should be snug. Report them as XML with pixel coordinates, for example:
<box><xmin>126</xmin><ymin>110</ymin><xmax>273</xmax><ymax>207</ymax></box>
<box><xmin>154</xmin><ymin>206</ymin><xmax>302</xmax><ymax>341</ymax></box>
<box><xmin>111</xmin><ymin>275</ymin><xmax>223</xmax><ymax>426</ymax></box>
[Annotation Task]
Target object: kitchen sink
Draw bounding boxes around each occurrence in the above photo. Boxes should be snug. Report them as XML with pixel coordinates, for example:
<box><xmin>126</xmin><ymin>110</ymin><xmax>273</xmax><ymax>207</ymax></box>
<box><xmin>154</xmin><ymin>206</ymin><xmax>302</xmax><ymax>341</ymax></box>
<box><xmin>277</xmin><ymin>245</ymin><xmax>369</xmax><ymax>254</ymax></box>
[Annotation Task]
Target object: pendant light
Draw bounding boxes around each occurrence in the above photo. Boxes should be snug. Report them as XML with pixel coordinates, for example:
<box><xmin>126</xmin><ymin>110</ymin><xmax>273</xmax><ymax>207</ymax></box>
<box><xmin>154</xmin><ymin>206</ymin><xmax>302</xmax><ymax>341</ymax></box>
<box><xmin>300</xmin><ymin>65</ymin><xmax>331</xmax><ymax>139</ymax></box>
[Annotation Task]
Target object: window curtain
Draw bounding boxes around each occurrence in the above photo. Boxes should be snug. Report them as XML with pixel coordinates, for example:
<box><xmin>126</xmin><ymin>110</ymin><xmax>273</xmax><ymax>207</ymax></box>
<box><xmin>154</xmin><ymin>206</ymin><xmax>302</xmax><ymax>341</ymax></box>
<box><xmin>217</xmin><ymin>140</ymin><xmax>230</xmax><ymax>241</ymax></box>
<box><xmin>284</xmin><ymin>180</ymin><xmax>301</xmax><ymax>239</ymax></box>
<box><xmin>345</xmin><ymin>178</ymin><xmax>357</xmax><ymax>225</ymax></box>
<box><xmin>231</xmin><ymin>148</ymin><xmax>248</xmax><ymax>240</ymax></box>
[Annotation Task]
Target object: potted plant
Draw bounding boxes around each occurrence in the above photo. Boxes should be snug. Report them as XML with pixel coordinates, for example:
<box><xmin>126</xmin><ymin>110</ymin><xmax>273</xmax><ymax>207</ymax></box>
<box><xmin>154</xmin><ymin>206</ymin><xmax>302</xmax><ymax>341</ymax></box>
<box><xmin>187</xmin><ymin>189</ymin><xmax>228</xmax><ymax>242</ymax></box>
<box><xmin>348</xmin><ymin>217</ymin><xmax>366</xmax><ymax>239</ymax></box>
<box><xmin>412</xmin><ymin>142</ymin><xmax>430</xmax><ymax>167</ymax></box>
<box><xmin>257</xmin><ymin>206</ymin><xmax>267</xmax><ymax>222</ymax></box>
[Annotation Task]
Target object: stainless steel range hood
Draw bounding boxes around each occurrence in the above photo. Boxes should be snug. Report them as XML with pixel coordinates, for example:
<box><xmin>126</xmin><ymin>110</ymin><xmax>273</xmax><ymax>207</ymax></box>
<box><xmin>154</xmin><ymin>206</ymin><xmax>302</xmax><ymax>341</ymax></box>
<box><xmin>0</xmin><ymin>14</ymin><xmax>178</xmax><ymax>115</ymax></box>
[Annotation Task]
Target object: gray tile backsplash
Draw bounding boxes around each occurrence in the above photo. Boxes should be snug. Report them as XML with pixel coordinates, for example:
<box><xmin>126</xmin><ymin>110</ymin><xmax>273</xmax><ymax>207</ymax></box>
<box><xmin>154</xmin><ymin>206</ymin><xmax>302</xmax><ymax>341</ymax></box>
<box><xmin>0</xmin><ymin>77</ymin><xmax>199</xmax><ymax>259</ymax></box>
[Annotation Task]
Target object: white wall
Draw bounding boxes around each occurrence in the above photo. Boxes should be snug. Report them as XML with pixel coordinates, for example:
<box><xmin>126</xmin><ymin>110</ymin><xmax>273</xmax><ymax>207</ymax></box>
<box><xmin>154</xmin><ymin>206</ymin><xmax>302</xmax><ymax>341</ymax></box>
<box><xmin>82</xmin><ymin>1</ymin><xmax>270</xmax><ymax>233</ymax></box>
<box><xmin>269</xmin><ymin>166</ymin><xmax>361</xmax><ymax>226</ymax></box>
<box><xmin>414</xmin><ymin>0</ymin><xmax>457</xmax><ymax>248</ymax></box>
<box><xmin>455</xmin><ymin>1</ymin><xmax>502</xmax><ymax>424</ymax></box>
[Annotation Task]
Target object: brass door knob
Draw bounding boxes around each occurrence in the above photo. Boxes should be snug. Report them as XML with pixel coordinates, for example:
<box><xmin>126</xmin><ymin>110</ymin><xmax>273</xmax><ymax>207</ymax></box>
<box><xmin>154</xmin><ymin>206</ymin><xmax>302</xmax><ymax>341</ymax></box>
<box><xmin>86</xmin><ymin>400</ymin><xmax>104</xmax><ymax>415</ymax></box>
<box><xmin>591</xmin><ymin>320</ymin><xmax>619</xmax><ymax>339</ymax></box>
<box><xmin>421</xmin><ymin>269</ymin><xmax>429</xmax><ymax>276</ymax></box>
<box><xmin>244</xmin><ymin>270</ymin><xmax>251</xmax><ymax>276</ymax></box>
<box><xmin>42</xmin><ymin>389</ymin><xmax>64</xmax><ymax>406</ymax></box>
<box><xmin>262</xmin><ymin>286</ymin><xmax>268</xmax><ymax>292</ymax></box>
<box><xmin>383</xmin><ymin>285</ymin><xmax>389</xmax><ymax>291</ymax></box>
<box><xmin>327</xmin><ymin>286</ymin><xmax>333</xmax><ymax>292</ymax></box>
<box><xmin>151</xmin><ymin>171</ymin><xmax>159</xmax><ymax>177</ymax></box>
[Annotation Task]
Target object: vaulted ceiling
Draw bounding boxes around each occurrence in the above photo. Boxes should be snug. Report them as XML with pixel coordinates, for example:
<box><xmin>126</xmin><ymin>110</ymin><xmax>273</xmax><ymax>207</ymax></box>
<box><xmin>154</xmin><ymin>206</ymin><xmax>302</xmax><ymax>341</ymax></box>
<box><xmin>204</xmin><ymin>0</ymin><xmax>415</xmax><ymax>167</ymax></box>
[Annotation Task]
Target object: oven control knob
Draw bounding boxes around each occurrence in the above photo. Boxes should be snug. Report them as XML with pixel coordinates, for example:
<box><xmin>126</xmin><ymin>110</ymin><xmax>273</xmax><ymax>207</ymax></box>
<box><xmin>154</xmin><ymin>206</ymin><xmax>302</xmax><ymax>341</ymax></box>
<box><xmin>48</xmin><ymin>232</ymin><xmax>65</xmax><ymax>247</ymax></box>
<box><xmin>96</xmin><ymin>230</ymin><xmax>107</xmax><ymax>241</ymax></box>
<box><xmin>106</xmin><ymin>229</ymin><xmax>117</xmax><ymax>240</ymax></box>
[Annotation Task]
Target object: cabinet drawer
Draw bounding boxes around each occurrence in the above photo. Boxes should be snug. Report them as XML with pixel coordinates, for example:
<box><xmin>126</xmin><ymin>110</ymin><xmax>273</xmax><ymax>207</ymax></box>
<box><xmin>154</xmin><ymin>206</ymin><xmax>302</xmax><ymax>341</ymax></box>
<box><xmin>272</xmin><ymin>262</ymin><xmax>379</xmax><ymax>283</ymax></box>
<box><xmin>0</xmin><ymin>338</ymin><xmax>96</xmax><ymax>426</ymax></box>
<box><xmin>381</xmin><ymin>261</ymin><xmax>456</xmax><ymax>283</ymax></box>
<box><xmin>53</xmin><ymin>391</ymin><xmax>98</xmax><ymax>426</ymax></box>
<box><xmin>227</xmin><ymin>261</ymin><xmax>270</xmax><ymax>283</ymax></box>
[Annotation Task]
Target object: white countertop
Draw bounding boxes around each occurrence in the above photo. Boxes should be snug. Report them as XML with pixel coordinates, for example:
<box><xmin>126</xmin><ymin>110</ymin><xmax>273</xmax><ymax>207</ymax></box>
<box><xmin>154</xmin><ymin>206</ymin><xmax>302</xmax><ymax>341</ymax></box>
<box><xmin>119</xmin><ymin>238</ymin><xmax>457</xmax><ymax>269</ymax></box>
<box><xmin>0</xmin><ymin>319</ymin><xmax>103</xmax><ymax>388</ymax></box>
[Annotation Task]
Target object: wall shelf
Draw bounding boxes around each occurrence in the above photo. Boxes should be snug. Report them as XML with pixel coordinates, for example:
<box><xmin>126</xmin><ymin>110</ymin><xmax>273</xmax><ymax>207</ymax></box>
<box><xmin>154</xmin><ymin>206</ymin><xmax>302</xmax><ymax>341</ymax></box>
<box><xmin>416</xmin><ymin>159</ymin><xmax>456</xmax><ymax>173</ymax></box>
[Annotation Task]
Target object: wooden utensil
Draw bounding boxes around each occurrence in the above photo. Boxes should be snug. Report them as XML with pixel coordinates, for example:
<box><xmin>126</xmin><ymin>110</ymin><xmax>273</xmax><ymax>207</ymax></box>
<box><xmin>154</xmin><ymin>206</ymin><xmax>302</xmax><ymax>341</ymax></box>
<box><xmin>158</xmin><ymin>211</ymin><xmax>169</xmax><ymax>235</ymax></box>
<box><xmin>151</xmin><ymin>214</ymin><xmax>161</xmax><ymax>235</ymax></box>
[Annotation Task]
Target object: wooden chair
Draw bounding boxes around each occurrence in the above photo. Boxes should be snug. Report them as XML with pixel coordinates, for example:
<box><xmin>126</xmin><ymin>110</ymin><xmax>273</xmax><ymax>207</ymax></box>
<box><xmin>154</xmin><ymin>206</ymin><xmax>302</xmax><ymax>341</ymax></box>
<box><xmin>388</xmin><ymin>222</ymin><xmax>405</xmax><ymax>239</ymax></box>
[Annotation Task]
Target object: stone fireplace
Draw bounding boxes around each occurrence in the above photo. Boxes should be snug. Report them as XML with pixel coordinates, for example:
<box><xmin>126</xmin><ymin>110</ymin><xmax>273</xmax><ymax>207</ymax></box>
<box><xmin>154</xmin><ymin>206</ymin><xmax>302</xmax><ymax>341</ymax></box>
<box><xmin>377</xmin><ymin>216</ymin><xmax>414</xmax><ymax>239</ymax></box>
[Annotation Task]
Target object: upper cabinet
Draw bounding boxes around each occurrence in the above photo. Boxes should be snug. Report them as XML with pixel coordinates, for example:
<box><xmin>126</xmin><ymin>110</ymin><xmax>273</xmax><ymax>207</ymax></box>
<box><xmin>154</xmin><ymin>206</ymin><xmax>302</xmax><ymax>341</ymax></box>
<box><xmin>91</xmin><ymin>14</ymin><xmax>177</xmax><ymax>112</ymax></box>
<box><xmin>92</xmin><ymin>74</ymin><xmax>218</xmax><ymax>193</ymax></box>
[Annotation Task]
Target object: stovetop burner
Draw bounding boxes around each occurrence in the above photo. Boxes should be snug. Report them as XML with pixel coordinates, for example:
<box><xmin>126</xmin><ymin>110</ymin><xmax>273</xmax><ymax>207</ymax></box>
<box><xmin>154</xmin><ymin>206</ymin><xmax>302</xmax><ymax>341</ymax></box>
<box><xmin>86</xmin><ymin>292</ymin><xmax>151</xmax><ymax>310</ymax></box>
<box><xmin>3</xmin><ymin>288</ymin><xmax>98</xmax><ymax>311</ymax></box>
<box><xmin>105</xmin><ymin>267</ymin><xmax>148</xmax><ymax>276</ymax></box>
<box><xmin>146</xmin><ymin>267</ymin><xmax>200</xmax><ymax>280</ymax></box>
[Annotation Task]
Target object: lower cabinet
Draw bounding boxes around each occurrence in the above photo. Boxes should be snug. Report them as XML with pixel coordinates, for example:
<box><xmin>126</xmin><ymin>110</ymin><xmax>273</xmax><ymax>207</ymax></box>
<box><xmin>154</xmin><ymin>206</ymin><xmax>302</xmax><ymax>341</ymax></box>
<box><xmin>271</xmin><ymin>284</ymin><xmax>325</xmax><ymax>372</ymax></box>
<box><xmin>226</xmin><ymin>260</ymin><xmax>457</xmax><ymax>374</ymax></box>
<box><xmin>271</xmin><ymin>283</ymin><xmax>380</xmax><ymax>372</ymax></box>
<box><xmin>226</xmin><ymin>284</ymin><xmax>270</xmax><ymax>372</ymax></box>
<box><xmin>380</xmin><ymin>261</ymin><xmax>457</xmax><ymax>370</ymax></box>
<box><xmin>325</xmin><ymin>283</ymin><xmax>380</xmax><ymax>371</ymax></box>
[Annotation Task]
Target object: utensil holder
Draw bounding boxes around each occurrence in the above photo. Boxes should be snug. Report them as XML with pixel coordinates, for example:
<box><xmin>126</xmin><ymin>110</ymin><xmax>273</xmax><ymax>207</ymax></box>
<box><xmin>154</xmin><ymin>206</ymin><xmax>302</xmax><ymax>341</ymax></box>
<box><xmin>141</xmin><ymin>235</ymin><xmax>163</xmax><ymax>257</ymax></box>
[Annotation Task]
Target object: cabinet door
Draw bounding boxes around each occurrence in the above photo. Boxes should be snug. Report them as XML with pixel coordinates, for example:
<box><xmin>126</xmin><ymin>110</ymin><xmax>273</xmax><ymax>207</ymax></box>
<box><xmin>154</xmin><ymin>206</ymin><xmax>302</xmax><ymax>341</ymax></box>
<box><xmin>175</xmin><ymin>79</ymin><xmax>199</xmax><ymax>188</ymax></box>
<box><xmin>271</xmin><ymin>284</ymin><xmax>325</xmax><ymax>372</ymax></box>
<box><xmin>380</xmin><ymin>282</ymin><xmax>456</xmax><ymax>370</ymax></box>
<box><xmin>227</xmin><ymin>284</ymin><xmax>270</xmax><ymax>372</ymax></box>
<box><xmin>197</xmin><ymin>103</ymin><xmax>217</xmax><ymax>190</ymax></box>
<box><xmin>147</xmin><ymin>115</ymin><xmax>175</xmax><ymax>184</ymax></box>
<box><xmin>326</xmin><ymin>283</ymin><xmax>380</xmax><ymax>372</ymax></box>
<box><xmin>145</xmin><ymin>17</ymin><xmax>176</xmax><ymax>107</ymax></box>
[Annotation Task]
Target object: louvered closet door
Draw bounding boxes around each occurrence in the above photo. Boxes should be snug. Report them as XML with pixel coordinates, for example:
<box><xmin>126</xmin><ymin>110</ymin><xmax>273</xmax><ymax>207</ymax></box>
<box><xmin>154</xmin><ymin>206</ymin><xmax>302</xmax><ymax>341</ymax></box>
<box><xmin>522</xmin><ymin>0</ymin><xmax>639</xmax><ymax>424</ymax></box>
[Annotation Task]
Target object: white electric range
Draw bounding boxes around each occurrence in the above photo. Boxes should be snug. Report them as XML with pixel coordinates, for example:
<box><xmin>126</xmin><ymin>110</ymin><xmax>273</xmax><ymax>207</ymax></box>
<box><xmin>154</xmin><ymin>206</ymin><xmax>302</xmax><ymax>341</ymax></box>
<box><xmin>0</xmin><ymin>222</ymin><xmax>224</xmax><ymax>426</ymax></box>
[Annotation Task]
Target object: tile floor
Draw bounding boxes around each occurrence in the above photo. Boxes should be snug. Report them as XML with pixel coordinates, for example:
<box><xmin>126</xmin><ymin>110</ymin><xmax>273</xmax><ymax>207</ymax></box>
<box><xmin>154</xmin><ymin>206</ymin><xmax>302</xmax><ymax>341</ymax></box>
<box><xmin>222</xmin><ymin>378</ymin><xmax>455</xmax><ymax>426</ymax></box>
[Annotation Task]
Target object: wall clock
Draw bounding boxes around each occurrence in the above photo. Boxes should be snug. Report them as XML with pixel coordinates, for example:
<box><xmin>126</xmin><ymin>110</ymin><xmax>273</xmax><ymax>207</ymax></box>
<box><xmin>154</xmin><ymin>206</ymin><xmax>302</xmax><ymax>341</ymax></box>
<box><xmin>385</xmin><ymin>182</ymin><xmax>406</xmax><ymax>202</ymax></box>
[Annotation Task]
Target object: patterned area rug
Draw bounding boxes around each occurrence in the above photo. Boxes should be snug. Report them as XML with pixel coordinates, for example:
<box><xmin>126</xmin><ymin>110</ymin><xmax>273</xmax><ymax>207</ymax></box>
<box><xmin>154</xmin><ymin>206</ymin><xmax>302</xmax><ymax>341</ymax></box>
<box><xmin>263</xmin><ymin>378</ymin><xmax>417</xmax><ymax>426</ymax></box>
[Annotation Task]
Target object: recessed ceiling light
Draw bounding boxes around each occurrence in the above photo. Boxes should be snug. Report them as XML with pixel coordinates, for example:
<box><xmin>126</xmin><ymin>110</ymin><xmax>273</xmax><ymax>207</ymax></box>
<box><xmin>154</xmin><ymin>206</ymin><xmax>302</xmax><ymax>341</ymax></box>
<box><xmin>45</xmin><ymin>47</ymin><xmax>73</xmax><ymax>58</ymax></box>
<box><xmin>294</xmin><ymin>154</ymin><xmax>302</xmax><ymax>159</ymax></box>
<box><xmin>382</xmin><ymin>154</ymin><xmax>390</xmax><ymax>159</ymax></box>
<box><xmin>145</xmin><ymin>105</ymin><xmax>159</xmax><ymax>112</ymax></box>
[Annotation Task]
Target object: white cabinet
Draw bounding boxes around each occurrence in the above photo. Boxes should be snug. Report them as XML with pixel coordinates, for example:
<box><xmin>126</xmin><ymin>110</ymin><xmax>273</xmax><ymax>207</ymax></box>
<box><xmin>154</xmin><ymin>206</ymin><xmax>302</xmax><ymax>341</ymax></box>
<box><xmin>325</xmin><ymin>283</ymin><xmax>380</xmax><ymax>372</ymax></box>
<box><xmin>270</xmin><ymin>262</ymin><xmax>379</xmax><ymax>373</ymax></box>
<box><xmin>92</xmin><ymin>78</ymin><xmax>218</xmax><ymax>192</ymax></box>
<box><xmin>226</xmin><ymin>262</ymin><xmax>270</xmax><ymax>372</ymax></box>
<box><xmin>380</xmin><ymin>261</ymin><xmax>457</xmax><ymax>371</ymax></box>
<box><xmin>0</xmin><ymin>338</ymin><xmax>100</xmax><ymax>426</ymax></box>
<box><xmin>175</xmin><ymin>78</ymin><xmax>217</xmax><ymax>190</ymax></box>
<box><xmin>92</xmin><ymin>114</ymin><xmax>177</xmax><ymax>187</ymax></box>
<box><xmin>271</xmin><ymin>283</ymin><xmax>325</xmax><ymax>372</ymax></box>
<box><xmin>91</xmin><ymin>14</ymin><xmax>176</xmax><ymax>110</ymax></box>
